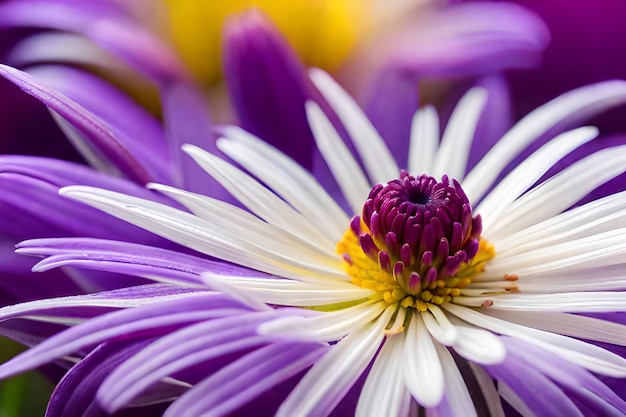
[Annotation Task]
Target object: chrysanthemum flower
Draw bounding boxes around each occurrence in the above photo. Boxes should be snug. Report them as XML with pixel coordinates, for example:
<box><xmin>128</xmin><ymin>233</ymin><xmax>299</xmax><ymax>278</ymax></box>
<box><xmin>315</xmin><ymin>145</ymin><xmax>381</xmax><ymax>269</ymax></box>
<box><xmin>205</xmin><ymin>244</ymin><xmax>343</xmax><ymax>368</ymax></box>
<box><xmin>1</xmin><ymin>68</ymin><xmax>626</xmax><ymax>416</ymax></box>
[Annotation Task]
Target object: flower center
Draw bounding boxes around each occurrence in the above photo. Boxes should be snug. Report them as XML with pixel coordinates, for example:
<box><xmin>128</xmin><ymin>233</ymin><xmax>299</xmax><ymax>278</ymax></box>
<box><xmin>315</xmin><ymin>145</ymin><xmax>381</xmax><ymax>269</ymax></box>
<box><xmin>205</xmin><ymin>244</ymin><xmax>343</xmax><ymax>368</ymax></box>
<box><xmin>337</xmin><ymin>172</ymin><xmax>495</xmax><ymax>311</ymax></box>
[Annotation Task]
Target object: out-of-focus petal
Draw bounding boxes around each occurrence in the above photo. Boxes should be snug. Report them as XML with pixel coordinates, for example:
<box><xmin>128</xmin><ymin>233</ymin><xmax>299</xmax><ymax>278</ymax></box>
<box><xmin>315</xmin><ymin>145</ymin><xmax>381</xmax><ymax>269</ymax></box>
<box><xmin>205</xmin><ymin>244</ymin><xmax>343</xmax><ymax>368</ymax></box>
<box><xmin>0</xmin><ymin>65</ymin><xmax>166</xmax><ymax>184</ymax></box>
<box><xmin>0</xmin><ymin>0</ymin><xmax>187</xmax><ymax>84</ymax></box>
<box><xmin>340</xmin><ymin>2</ymin><xmax>549</xmax><ymax>95</ymax></box>
<box><xmin>223</xmin><ymin>10</ymin><xmax>316</xmax><ymax>170</ymax></box>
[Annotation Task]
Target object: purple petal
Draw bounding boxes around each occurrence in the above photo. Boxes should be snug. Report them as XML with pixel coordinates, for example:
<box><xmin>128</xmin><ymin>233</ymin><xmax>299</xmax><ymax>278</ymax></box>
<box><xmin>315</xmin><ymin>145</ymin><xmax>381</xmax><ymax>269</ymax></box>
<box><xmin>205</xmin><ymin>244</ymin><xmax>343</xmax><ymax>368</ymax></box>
<box><xmin>159</xmin><ymin>81</ymin><xmax>231</xmax><ymax>199</ymax></box>
<box><xmin>163</xmin><ymin>342</ymin><xmax>326</xmax><ymax>417</ymax></box>
<box><xmin>0</xmin><ymin>0</ymin><xmax>187</xmax><ymax>84</ymax></box>
<box><xmin>0</xmin><ymin>291</ymin><xmax>250</xmax><ymax>380</ymax></box>
<box><xmin>223</xmin><ymin>10</ymin><xmax>316</xmax><ymax>170</ymax></box>
<box><xmin>363</xmin><ymin>69</ymin><xmax>418</xmax><ymax>167</ymax></box>
<box><xmin>340</xmin><ymin>3</ymin><xmax>548</xmax><ymax>94</ymax></box>
<box><xmin>0</xmin><ymin>284</ymin><xmax>205</xmax><ymax>324</ymax></box>
<box><xmin>502</xmin><ymin>337</ymin><xmax>626</xmax><ymax>415</ymax></box>
<box><xmin>26</xmin><ymin>65</ymin><xmax>169</xmax><ymax>164</ymax></box>
<box><xmin>485</xmin><ymin>339</ymin><xmax>584</xmax><ymax>416</ymax></box>
<box><xmin>97</xmin><ymin>310</ymin><xmax>303</xmax><ymax>412</ymax></box>
<box><xmin>45</xmin><ymin>339</ymin><xmax>169</xmax><ymax>417</ymax></box>
<box><xmin>17</xmin><ymin>238</ymin><xmax>266</xmax><ymax>285</ymax></box>
<box><xmin>0</xmin><ymin>65</ymin><xmax>160</xmax><ymax>184</ymax></box>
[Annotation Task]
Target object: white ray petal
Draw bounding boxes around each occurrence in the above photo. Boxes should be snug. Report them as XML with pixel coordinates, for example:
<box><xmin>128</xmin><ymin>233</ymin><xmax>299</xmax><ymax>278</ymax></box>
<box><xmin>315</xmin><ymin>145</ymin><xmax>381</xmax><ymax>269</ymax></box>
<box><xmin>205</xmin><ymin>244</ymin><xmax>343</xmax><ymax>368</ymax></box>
<box><xmin>431</xmin><ymin>88</ymin><xmax>487</xmax><ymax>180</ymax></box>
<box><xmin>408</xmin><ymin>105</ymin><xmax>439</xmax><ymax>175</ymax></box>
<box><xmin>480</xmin><ymin>310</ymin><xmax>626</xmax><ymax>346</ymax></box>
<box><xmin>259</xmin><ymin>301</ymin><xmax>385</xmax><ymax>342</ymax></box>
<box><xmin>484</xmin><ymin>229</ymin><xmax>626</xmax><ymax>277</ymax></box>
<box><xmin>468</xmin><ymin>362</ymin><xmax>505</xmax><ymax>417</ymax></box>
<box><xmin>487</xmin><ymin>146</ymin><xmax>626</xmax><ymax>238</ymax></box>
<box><xmin>423</xmin><ymin>304</ymin><xmax>459</xmax><ymax>346</ymax></box>
<box><xmin>309</xmin><ymin>68</ymin><xmax>399</xmax><ymax>183</ymax></box>
<box><xmin>276</xmin><ymin>307</ymin><xmax>392</xmax><ymax>417</ymax></box>
<box><xmin>149</xmin><ymin>184</ymin><xmax>339</xmax><ymax>261</ymax></box>
<box><xmin>60</xmin><ymin>186</ymin><xmax>348</xmax><ymax>284</ymax></box>
<box><xmin>509</xmin><ymin>264</ymin><xmax>626</xmax><ymax>292</ymax></box>
<box><xmin>494</xmin><ymin>191</ymin><xmax>626</xmax><ymax>255</ymax></box>
<box><xmin>477</xmin><ymin>126</ymin><xmax>598</xmax><ymax>229</ymax></box>
<box><xmin>205</xmin><ymin>276</ymin><xmax>374</xmax><ymax>307</ymax></box>
<box><xmin>404</xmin><ymin>313</ymin><xmax>445</xmax><ymax>408</ymax></box>
<box><xmin>306</xmin><ymin>101</ymin><xmax>371</xmax><ymax>214</ymax></box>
<box><xmin>183</xmin><ymin>144</ymin><xmax>335</xmax><ymax>243</ymax></box>
<box><xmin>454</xmin><ymin>292</ymin><xmax>626</xmax><ymax>313</ymax></box>
<box><xmin>463</xmin><ymin>80</ymin><xmax>626</xmax><ymax>203</ymax></box>
<box><xmin>216</xmin><ymin>127</ymin><xmax>349</xmax><ymax>240</ymax></box>
<box><xmin>443</xmin><ymin>303</ymin><xmax>626</xmax><ymax>377</ymax></box>
<box><xmin>432</xmin><ymin>342</ymin><xmax>477</xmax><ymax>417</ymax></box>
<box><xmin>356</xmin><ymin>333</ymin><xmax>410</xmax><ymax>417</ymax></box>
<box><xmin>447</xmin><ymin>316</ymin><xmax>506</xmax><ymax>365</ymax></box>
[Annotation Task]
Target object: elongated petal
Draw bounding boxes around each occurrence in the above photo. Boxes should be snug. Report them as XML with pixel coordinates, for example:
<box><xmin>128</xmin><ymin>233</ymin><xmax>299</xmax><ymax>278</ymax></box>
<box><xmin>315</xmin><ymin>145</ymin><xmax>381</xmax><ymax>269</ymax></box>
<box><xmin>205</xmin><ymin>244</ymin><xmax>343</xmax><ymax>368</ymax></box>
<box><xmin>0</xmin><ymin>65</ymin><xmax>158</xmax><ymax>184</ymax></box>
<box><xmin>163</xmin><ymin>342</ymin><xmax>325</xmax><ymax>417</ymax></box>
<box><xmin>0</xmin><ymin>292</ymin><xmax>249</xmax><ymax>380</ymax></box>
<box><xmin>17</xmin><ymin>238</ymin><xmax>261</xmax><ymax>286</ymax></box>
<box><xmin>224</xmin><ymin>10</ymin><xmax>316</xmax><ymax>171</ymax></box>
<box><xmin>463</xmin><ymin>80</ymin><xmax>626</xmax><ymax>202</ymax></box>
<box><xmin>0</xmin><ymin>0</ymin><xmax>187</xmax><ymax>84</ymax></box>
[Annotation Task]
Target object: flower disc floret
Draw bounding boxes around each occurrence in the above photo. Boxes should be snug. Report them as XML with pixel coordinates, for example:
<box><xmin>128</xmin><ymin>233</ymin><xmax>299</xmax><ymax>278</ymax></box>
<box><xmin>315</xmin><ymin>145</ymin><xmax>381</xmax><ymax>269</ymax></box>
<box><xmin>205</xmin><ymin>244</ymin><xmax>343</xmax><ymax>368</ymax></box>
<box><xmin>338</xmin><ymin>173</ymin><xmax>492</xmax><ymax>311</ymax></box>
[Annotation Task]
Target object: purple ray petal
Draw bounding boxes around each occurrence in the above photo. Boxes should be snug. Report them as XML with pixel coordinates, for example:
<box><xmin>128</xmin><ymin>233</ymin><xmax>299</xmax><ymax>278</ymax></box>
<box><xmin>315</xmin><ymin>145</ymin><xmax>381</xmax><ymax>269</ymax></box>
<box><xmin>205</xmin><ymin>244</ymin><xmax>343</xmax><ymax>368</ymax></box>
<box><xmin>17</xmin><ymin>238</ymin><xmax>267</xmax><ymax>285</ymax></box>
<box><xmin>0</xmin><ymin>65</ymin><xmax>161</xmax><ymax>184</ymax></box>
<box><xmin>223</xmin><ymin>10</ymin><xmax>316</xmax><ymax>171</ymax></box>
<box><xmin>27</xmin><ymin>66</ymin><xmax>169</xmax><ymax>163</ymax></box>
<box><xmin>503</xmin><ymin>337</ymin><xmax>626</xmax><ymax>415</ymax></box>
<box><xmin>0</xmin><ymin>0</ymin><xmax>187</xmax><ymax>84</ymax></box>
<box><xmin>0</xmin><ymin>284</ymin><xmax>205</xmax><ymax>324</ymax></box>
<box><xmin>159</xmin><ymin>81</ymin><xmax>231</xmax><ymax>199</ymax></box>
<box><xmin>0</xmin><ymin>291</ymin><xmax>250</xmax><ymax>380</ymax></box>
<box><xmin>485</xmin><ymin>340</ymin><xmax>584</xmax><ymax>416</ymax></box>
<box><xmin>45</xmin><ymin>339</ymin><xmax>167</xmax><ymax>417</ymax></box>
<box><xmin>164</xmin><ymin>342</ymin><xmax>326</xmax><ymax>417</ymax></box>
<box><xmin>97</xmin><ymin>310</ymin><xmax>301</xmax><ymax>412</ymax></box>
<box><xmin>0</xmin><ymin>172</ymin><xmax>165</xmax><ymax>244</ymax></box>
<box><xmin>363</xmin><ymin>69</ymin><xmax>418</xmax><ymax>167</ymax></box>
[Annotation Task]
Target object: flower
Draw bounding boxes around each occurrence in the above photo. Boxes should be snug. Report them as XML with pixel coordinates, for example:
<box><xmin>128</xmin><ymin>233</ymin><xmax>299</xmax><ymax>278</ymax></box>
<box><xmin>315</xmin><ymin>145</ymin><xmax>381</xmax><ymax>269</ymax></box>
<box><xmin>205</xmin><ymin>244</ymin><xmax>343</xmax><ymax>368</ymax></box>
<box><xmin>2</xmin><ymin>69</ymin><xmax>626</xmax><ymax>416</ymax></box>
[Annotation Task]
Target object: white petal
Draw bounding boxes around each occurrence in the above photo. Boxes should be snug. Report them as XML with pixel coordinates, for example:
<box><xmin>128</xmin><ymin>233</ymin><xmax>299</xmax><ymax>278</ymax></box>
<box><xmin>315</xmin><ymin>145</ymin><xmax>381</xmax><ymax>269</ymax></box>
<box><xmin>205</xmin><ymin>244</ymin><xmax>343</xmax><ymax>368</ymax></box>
<box><xmin>494</xmin><ymin>191</ymin><xmax>626</xmax><ymax>255</ymax></box>
<box><xmin>60</xmin><ymin>186</ymin><xmax>348</xmax><ymax>284</ymax></box>
<box><xmin>408</xmin><ymin>105</ymin><xmax>439</xmax><ymax>175</ymax></box>
<box><xmin>468</xmin><ymin>362</ymin><xmax>505</xmax><ymax>417</ymax></box>
<box><xmin>486</xmin><ymin>146</ymin><xmax>626</xmax><ymax>239</ymax></box>
<box><xmin>276</xmin><ymin>307</ymin><xmax>393</xmax><ymax>417</ymax></box>
<box><xmin>422</xmin><ymin>304</ymin><xmax>459</xmax><ymax>345</ymax></box>
<box><xmin>454</xmin><ymin>292</ymin><xmax>626</xmax><ymax>313</ymax></box>
<box><xmin>477</xmin><ymin>126</ymin><xmax>598</xmax><ymax>230</ymax></box>
<box><xmin>182</xmin><ymin>144</ymin><xmax>334</xmax><ymax>243</ymax></box>
<box><xmin>484</xmin><ymin>229</ymin><xmax>626</xmax><ymax>277</ymax></box>
<box><xmin>431</xmin><ymin>342</ymin><xmax>477</xmax><ymax>417</ymax></box>
<box><xmin>306</xmin><ymin>101</ymin><xmax>371</xmax><ymax>214</ymax></box>
<box><xmin>447</xmin><ymin>316</ymin><xmax>506</xmax><ymax>365</ymax></box>
<box><xmin>259</xmin><ymin>301</ymin><xmax>386</xmax><ymax>342</ymax></box>
<box><xmin>512</xmin><ymin>264</ymin><xmax>626</xmax><ymax>292</ymax></box>
<box><xmin>216</xmin><ymin>127</ymin><xmax>349</xmax><ymax>241</ymax></box>
<box><xmin>431</xmin><ymin>87</ymin><xmax>487</xmax><ymax>180</ymax></box>
<box><xmin>463</xmin><ymin>80</ymin><xmax>626</xmax><ymax>203</ymax></box>
<box><xmin>309</xmin><ymin>68</ymin><xmax>399</xmax><ymax>183</ymax></box>
<box><xmin>443</xmin><ymin>303</ymin><xmax>626</xmax><ymax>377</ymax></box>
<box><xmin>356</xmin><ymin>333</ymin><xmax>410</xmax><ymax>417</ymax></box>
<box><xmin>480</xmin><ymin>310</ymin><xmax>626</xmax><ymax>346</ymax></box>
<box><xmin>404</xmin><ymin>313</ymin><xmax>445</xmax><ymax>408</ymax></box>
<box><xmin>149</xmin><ymin>183</ymin><xmax>339</xmax><ymax>261</ymax></box>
